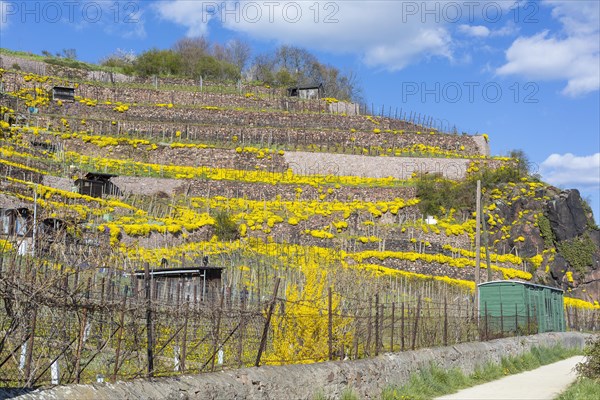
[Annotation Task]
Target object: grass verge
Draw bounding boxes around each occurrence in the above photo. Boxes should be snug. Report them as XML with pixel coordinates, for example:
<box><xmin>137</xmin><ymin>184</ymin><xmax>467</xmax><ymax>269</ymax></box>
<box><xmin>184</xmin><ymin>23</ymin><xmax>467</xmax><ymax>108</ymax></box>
<box><xmin>379</xmin><ymin>344</ymin><xmax>581</xmax><ymax>400</ymax></box>
<box><xmin>555</xmin><ymin>378</ymin><xmax>600</xmax><ymax>400</ymax></box>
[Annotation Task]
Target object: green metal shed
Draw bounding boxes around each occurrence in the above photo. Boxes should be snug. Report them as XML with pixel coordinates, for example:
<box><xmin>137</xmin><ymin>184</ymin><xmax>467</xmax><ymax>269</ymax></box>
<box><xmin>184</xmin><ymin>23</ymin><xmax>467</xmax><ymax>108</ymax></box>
<box><xmin>478</xmin><ymin>280</ymin><xmax>565</xmax><ymax>334</ymax></box>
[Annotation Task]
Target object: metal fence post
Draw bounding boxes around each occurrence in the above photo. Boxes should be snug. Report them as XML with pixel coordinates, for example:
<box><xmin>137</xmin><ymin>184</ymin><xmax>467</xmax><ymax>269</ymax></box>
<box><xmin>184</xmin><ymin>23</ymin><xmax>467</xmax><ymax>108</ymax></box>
<box><xmin>443</xmin><ymin>297</ymin><xmax>448</xmax><ymax>346</ymax></box>
<box><xmin>144</xmin><ymin>262</ymin><xmax>154</xmax><ymax>377</ymax></box>
<box><xmin>411</xmin><ymin>296</ymin><xmax>421</xmax><ymax>350</ymax></box>
<box><xmin>375</xmin><ymin>294</ymin><xmax>379</xmax><ymax>356</ymax></box>
<box><xmin>391</xmin><ymin>302</ymin><xmax>395</xmax><ymax>352</ymax></box>
<box><xmin>484</xmin><ymin>302</ymin><xmax>489</xmax><ymax>340</ymax></box>
<box><xmin>328</xmin><ymin>286</ymin><xmax>333</xmax><ymax>360</ymax></box>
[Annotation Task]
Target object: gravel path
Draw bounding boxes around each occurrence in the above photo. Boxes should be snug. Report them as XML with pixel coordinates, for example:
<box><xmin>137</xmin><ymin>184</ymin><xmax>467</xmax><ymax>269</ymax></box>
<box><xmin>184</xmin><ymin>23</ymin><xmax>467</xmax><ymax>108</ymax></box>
<box><xmin>435</xmin><ymin>356</ymin><xmax>584</xmax><ymax>400</ymax></box>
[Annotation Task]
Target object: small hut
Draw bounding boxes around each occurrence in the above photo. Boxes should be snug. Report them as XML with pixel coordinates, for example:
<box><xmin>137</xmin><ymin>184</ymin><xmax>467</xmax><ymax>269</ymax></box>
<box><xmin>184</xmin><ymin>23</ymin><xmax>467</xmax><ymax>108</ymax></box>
<box><xmin>75</xmin><ymin>172</ymin><xmax>121</xmax><ymax>198</ymax></box>
<box><xmin>287</xmin><ymin>83</ymin><xmax>324</xmax><ymax>99</ymax></box>
<box><xmin>133</xmin><ymin>266</ymin><xmax>223</xmax><ymax>304</ymax></box>
<box><xmin>52</xmin><ymin>86</ymin><xmax>75</xmax><ymax>102</ymax></box>
<box><xmin>478</xmin><ymin>280</ymin><xmax>565</xmax><ymax>334</ymax></box>
<box><xmin>0</xmin><ymin>207</ymin><xmax>32</xmax><ymax>237</ymax></box>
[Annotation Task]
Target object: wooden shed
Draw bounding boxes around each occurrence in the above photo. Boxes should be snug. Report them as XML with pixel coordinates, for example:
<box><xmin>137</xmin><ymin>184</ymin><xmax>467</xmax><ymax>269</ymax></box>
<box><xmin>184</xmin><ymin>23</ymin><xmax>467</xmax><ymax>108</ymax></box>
<box><xmin>75</xmin><ymin>172</ymin><xmax>121</xmax><ymax>198</ymax></box>
<box><xmin>478</xmin><ymin>280</ymin><xmax>565</xmax><ymax>334</ymax></box>
<box><xmin>0</xmin><ymin>207</ymin><xmax>32</xmax><ymax>237</ymax></box>
<box><xmin>133</xmin><ymin>266</ymin><xmax>223</xmax><ymax>303</ymax></box>
<box><xmin>52</xmin><ymin>86</ymin><xmax>75</xmax><ymax>102</ymax></box>
<box><xmin>287</xmin><ymin>83</ymin><xmax>324</xmax><ymax>99</ymax></box>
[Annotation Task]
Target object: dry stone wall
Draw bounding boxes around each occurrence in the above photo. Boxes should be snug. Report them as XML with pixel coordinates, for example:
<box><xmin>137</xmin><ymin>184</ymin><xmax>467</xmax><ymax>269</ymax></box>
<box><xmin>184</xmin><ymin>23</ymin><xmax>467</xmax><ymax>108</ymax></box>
<box><xmin>285</xmin><ymin>152</ymin><xmax>471</xmax><ymax>180</ymax></box>
<box><xmin>327</xmin><ymin>101</ymin><xmax>360</xmax><ymax>116</ymax></box>
<box><xmin>1</xmin><ymin>55</ymin><xmax>270</xmax><ymax>93</ymax></box>
<box><xmin>1</xmin><ymin>67</ymin><xmax>367</xmax><ymax>117</ymax></box>
<box><xmin>4</xmin><ymin>67</ymin><xmax>487</xmax><ymax>158</ymax></box>
<box><xmin>9</xmin><ymin>332</ymin><xmax>589</xmax><ymax>400</ymax></box>
<box><xmin>471</xmin><ymin>135</ymin><xmax>490</xmax><ymax>157</ymax></box>
<box><xmin>73</xmin><ymin>82</ymin><xmax>316</xmax><ymax>112</ymax></box>
<box><xmin>54</xmin><ymin>138</ymin><xmax>288</xmax><ymax>174</ymax></box>
<box><xmin>3</xmin><ymin>70</ymin><xmax>435</xmax><ymax>133</ymax></box>
<box><xmin>184</xmin><ymin>179</ymin><xmax>417</xmax><ymax>203</ymax></box>
<box><xmin>1</xmin><ymin>67</ymin><xmax>322</xmax><ymax>112</ymax></box>
<box><xmin>34</xmin><ymin>101</ymin><xmax>417</xmax><ymax>131</ymax></box>
<box><xmin>30</xmin><ymin>113</ymin><xmax>484</xmax><ymax>158</ymax></box>
<box><xmin>37</xmin><ymin>166</ymin><xmax>417</xmax><ymax>203</ymax></box>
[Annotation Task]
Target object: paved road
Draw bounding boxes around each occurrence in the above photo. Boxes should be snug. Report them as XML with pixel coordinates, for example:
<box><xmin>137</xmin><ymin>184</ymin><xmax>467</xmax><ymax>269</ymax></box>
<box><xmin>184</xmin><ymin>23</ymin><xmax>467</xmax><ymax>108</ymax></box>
<box><xmin>435</xmin><ymin>356</ymin><xmax>585</xmax><ymax>400</ymax></box>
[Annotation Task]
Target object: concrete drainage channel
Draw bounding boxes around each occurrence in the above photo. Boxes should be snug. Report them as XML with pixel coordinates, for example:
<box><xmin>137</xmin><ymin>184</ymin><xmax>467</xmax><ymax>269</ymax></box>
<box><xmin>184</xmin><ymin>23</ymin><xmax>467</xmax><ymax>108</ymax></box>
<box><xmin>3</xmin><ymin>332</ymin><xmax>590</xmax><ymax>400</ymax></box>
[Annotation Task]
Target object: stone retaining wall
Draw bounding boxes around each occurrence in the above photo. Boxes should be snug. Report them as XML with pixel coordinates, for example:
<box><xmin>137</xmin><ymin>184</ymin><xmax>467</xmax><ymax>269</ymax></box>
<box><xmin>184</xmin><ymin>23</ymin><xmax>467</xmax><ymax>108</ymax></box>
<box><xmin>285</xmin><ymin>152</ymin><xmax>471</xmax><ymax>180</ymax></box>
<box><xmin>32</xmin><ymin>113</ymin><xmax>483</xmax><ymax>158</ymax></box>
<box><xmin>1</xmin><ymin>67</ymin><xmax>325</xmax><ymax>115</ymax></box>
<box><xmin>8</xmin><ymin>332</ymin><xmax>590</xmax><ymax>400</ymax></box>
<box><xmin>0</xmin><ymin>55</ymin><xmax>269</xmax><ymax>93</ymax></box>
<box><xmin>3</xmin><ymin>70</ymin><xmax>477</xmax><ymax>152</ymax></box>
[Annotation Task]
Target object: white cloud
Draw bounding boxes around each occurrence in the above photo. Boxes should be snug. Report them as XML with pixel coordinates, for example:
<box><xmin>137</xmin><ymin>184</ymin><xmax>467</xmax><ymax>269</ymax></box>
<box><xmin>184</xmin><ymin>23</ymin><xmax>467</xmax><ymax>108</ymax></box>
<box><xmin>497</xmin><ymin>0</ymin><xmax>600</xmax><ymax>96</ymax></box>
<box><xmin>153</xmin><ymin>1</ymin><xmax>459</xmax><ymax>70</ymax></box>
<box><xmin>154</xmin><ymin>0</ymin><xmax>595</xmax><ymax>76</ymax></box>
<box><xmin>540</xmin><ymin>153</ymin><xmax>600</xmax><ymax>187</ymax></box>
<box><xmin>490</xmin><ymin>21</ymin><xmax>519</xmax><ymax>37</ymax></box>
<box><xmin>153</xmin><ymin>1</ymin><xmax>215</xmax><ymax>37</ymax></box>
<box><xmin>362</xmin><ymin>27</ymin><xmax>451</xmax><ymax>70</ymax></box>
<box><xmin>458</xmin><ymin>25</ymin><xmax>490</xmax><ymax>38</ymax></box>
<box><xmin>546</xmin><ymin>0</ymin><xmax>600</xmax><ymax>36</ymax></box>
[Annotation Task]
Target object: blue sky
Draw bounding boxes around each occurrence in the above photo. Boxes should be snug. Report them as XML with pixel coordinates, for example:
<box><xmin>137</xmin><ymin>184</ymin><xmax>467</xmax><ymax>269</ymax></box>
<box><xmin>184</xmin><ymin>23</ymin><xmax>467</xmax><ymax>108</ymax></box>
<box><xmin>1</xmin><ymin>0</ymin><xmax>599</xmax><ymax>220</ymax></box>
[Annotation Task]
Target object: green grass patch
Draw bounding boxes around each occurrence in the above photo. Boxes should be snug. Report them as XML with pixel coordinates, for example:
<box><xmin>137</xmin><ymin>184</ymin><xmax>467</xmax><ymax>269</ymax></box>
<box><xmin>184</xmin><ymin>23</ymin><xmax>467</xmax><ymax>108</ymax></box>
<box><xmin>312</xmin><ymin>387</ymin><xmax>360</xmax><ymax>400</ymax></box>
<box><xmin>557</xmin><ymin>234</ymin><xmax>597</xmax><ymax>274</ymax></box>
<box><xmin>380</xmin><ymin>344</ymin><xmax>581</xmax><ymax>400</ymax></box>
<box><xmin>1</xmin><ymin>47</ymin><xmax>49</xmax><ymax>61</ymax></box>
<box><xmin>0</xmin><ymin>47</ymin><xmax>124</xmax><ymax>74</ymax></box>
<box><xmin>556</xmin><ymin>378</ymin><xmax>600</xmax><ymax>400</ymax></box>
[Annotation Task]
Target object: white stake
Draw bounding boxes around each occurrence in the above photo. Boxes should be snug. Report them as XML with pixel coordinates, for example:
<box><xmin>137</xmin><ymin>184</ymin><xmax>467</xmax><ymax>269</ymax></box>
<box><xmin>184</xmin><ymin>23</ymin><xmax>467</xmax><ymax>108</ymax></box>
<box><xmin>51</xmin><ymin>359</ymin><xmax>59</xmax><ymax>385</ymax></box>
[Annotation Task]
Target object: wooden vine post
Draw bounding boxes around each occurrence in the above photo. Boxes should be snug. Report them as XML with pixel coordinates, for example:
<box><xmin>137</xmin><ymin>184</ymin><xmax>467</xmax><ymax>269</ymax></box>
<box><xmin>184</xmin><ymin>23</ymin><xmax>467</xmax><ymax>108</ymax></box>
<box><xmin>255</xmin><ymin>277</ymin><xmax>280</xmax><ymax>367</ymax></box>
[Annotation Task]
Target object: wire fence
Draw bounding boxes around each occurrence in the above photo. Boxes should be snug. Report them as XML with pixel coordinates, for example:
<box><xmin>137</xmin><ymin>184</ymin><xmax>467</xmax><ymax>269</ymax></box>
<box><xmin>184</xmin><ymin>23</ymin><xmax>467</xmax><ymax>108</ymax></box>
<box><xmin>1</xmin><ymin>251</ymin><xmax>597</xmax><ymax>389</ymax></box>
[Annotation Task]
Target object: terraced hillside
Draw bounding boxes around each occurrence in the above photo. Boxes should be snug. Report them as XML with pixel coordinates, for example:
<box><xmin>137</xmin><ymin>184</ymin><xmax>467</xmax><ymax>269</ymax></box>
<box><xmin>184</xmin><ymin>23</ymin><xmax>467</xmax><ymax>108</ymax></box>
<box><xmin>0</xmin><ymin>56</ymin><xmax>598</xmax><ymax>386</ymax></box>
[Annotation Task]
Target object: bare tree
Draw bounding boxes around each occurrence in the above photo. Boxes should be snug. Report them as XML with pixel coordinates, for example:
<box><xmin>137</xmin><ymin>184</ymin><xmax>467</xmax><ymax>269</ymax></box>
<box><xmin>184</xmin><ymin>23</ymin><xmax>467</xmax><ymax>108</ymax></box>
<box><xmin>247</xmin><ymin>45</ymin><xmax>361</xmax><ymax>100</ymax></box>
<box><xmin>61</xmin><ymin>49</ymin><xmax>77</xmax><ymax>60</ymax></box>
<box><xmin>212</xmin><ymin>43</ymin><xmax>227</xmax><ymax>62</ymax></box>
<box><xmin>100</xmin><ymin>49</ymin><xmax>137</xmax><ymax>70</ymax></box>
<box><xmin>329</xmin><ymin>69</ymin><xmax>363</xmax><ymax>102</ymax></box>
<box><xmin>249</xmin><ymin>53</ymin><xmax>276</xmax><ymax>83</ymax></box>
<box><xmin>275</xmin><ymin>45</ymin><xmax>317</xmax><ymax>84</ymax></box>
<box><xmin>173</xmin><ymin>37</ymin><xmax>210</xmax><ymax>54</ymax></box>
<box><xmin>225</xmin><ymin>39</ymin><xmax>251</xmax><ymax>73</ymax></box>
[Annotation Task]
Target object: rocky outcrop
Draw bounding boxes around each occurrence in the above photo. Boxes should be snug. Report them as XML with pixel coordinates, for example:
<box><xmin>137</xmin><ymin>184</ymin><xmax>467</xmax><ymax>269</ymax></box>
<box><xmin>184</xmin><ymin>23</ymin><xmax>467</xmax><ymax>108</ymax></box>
<box><xmin>489</xmin><ymin>185</ymin><xmax>599</xmax><ymax>302</ymax></box>
<box><xmin>546</xmin><ymin>190</ymin><xmax>599</xmax><ymax>296</ymax></box>
<box><xmin>545</xmin><ymin>189</ymin><xmax>588</xmax><ymax>242</ymax></box>
<box><xmin>550</xmin><ymin>254</ymin><xmax>569</xmax><ymax>282</ymax></box>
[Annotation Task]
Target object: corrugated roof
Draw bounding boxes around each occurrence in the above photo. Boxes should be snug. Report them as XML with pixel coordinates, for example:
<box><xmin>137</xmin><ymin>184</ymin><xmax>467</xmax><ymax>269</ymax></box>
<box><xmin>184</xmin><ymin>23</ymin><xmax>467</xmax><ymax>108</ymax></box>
<box><xmin>478</xmin><ymin>280</ymin><xmax>564</xmax><ymax>293</ymax></box>
<box><xmin>132</xmin><ymin>266</ymin><xmax>223</xmax><ymax>277</ymax></box>
<box><xmin>287</xmin><ymin>83</ymin><xmax>323</xmax><ymax>90</ymax></box>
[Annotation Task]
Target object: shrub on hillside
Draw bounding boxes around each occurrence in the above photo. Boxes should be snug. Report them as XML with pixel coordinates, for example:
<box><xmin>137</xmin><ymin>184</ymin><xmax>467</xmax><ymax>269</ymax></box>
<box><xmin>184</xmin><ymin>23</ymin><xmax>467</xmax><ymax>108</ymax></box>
<box><xmin>213</xmin><ymin>210</ymin><xmax>240</xmax><ymax>241</ymax></box>
<box><xmin>415</xmin><ymin>173</ymin><xmax>463</xmax><ymax>216</ymax></box>
<box><xmin>415</xmin><ymin>162</ymin><xmax>527</xmax><ymax>216</ymax></box>
<box><xmin>576</xmin><ymin>335</ymin><xmax>600</xmax><ymax>380</ymax></box>
<box><xmin>133</xmin><ymin>49</ymin><xmax>184</xmax><ymax>77</ymax></box>
<box><xmin>44</xmin><ymin>57</ymin><xmax>92</xmax><ymax>71</ymax></box>
<box><xmin>193</xmin><ymin>55</ymin><xmax>240</xmax><ymax>81</ymax></box>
